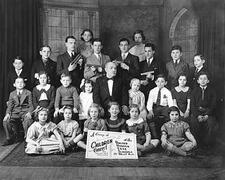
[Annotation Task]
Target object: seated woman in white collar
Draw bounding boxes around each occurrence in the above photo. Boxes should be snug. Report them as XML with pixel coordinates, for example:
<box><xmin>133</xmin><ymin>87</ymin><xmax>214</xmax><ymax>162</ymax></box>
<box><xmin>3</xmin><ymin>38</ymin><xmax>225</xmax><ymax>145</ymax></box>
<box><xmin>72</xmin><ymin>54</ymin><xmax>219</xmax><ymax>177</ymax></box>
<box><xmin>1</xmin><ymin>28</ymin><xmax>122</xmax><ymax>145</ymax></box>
<box><xmin>126</xmin><ymin>104</ymin><xmax>159</xmax><ymax>156</ymax></box>
<box><xmin>32</xmin><ymin>71</ymin><xmax>55</xmax><ymax>120</ymax></box>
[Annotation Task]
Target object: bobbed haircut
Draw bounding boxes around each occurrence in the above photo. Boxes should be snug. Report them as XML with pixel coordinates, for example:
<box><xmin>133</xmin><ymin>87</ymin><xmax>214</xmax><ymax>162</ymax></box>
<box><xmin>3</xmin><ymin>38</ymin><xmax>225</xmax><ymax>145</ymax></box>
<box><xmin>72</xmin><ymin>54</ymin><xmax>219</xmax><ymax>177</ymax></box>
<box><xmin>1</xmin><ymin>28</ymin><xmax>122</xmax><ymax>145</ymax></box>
<box><xmin>80</xmin><ymin>29</ymin><xmax>93</xmax><ymax>41</ymax></box>
<box><xmin>168</xmin><ymin>106</ymin><xmax>180</xmax><ymax>116</ymax></box>
<box><xmin>132</xmin><ymin>30</ymin><xmax>145</xmax><ymax>41</ymax></box>
<box><xmin>129</xmin><ymin>104</ymin><xmax>140</xmax><ymax>114</ymax></box>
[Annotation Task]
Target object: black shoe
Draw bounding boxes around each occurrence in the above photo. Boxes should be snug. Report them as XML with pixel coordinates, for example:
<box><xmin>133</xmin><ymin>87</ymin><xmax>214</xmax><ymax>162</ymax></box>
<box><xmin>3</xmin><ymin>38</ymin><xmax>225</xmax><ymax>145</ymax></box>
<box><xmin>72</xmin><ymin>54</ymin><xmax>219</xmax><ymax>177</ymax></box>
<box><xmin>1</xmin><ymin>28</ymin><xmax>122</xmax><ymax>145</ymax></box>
<box><xmin>2</xmin><ymin>139</ymin><xmax>14</xmax><ymax>146</ymax></box>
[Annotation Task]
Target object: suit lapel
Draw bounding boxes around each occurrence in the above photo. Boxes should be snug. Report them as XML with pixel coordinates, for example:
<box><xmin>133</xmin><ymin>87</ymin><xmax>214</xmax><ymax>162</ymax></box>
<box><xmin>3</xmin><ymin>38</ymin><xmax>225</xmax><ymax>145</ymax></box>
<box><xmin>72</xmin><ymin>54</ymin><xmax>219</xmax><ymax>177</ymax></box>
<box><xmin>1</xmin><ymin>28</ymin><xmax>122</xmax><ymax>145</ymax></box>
<box><xmin>20</xmin><ymin>90</ymin><xmax>27</xmax><ymax>104</ymax></box>
<box><xmin>102</xmin><ymin>77</ymin><xmax>110</xmax><ymax>97</ymax></box>
<box><xmin>12</xmin><ymin>91</ymin><xmax>20</xmax><ymax>104</ymax></box>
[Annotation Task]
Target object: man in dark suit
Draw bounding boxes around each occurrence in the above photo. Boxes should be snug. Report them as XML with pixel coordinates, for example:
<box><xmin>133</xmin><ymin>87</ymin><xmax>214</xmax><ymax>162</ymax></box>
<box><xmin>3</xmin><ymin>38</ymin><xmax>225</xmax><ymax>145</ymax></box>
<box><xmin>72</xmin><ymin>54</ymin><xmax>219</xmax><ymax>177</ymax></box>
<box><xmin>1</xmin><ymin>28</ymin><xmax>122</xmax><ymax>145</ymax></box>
<box><xmin>31</xmin><ymin>45</ymin><xmax>58</xmax><ymax>88</ymax></box>
<box><xmin>8</xmin><ymin>56</ymin><xmax>30</xmax><ymax>93</ymax></box>
<box><xmin>57</xmin><ymin>36</ymin><xmax>84</xmax><ymax>90</ymax></box>
<box><xmin>114</xmin><ymin>38</ymin><xmax>140</xmax><ymax>88</ymax></box>
<box><xmin>139</xmin><ymin>43</ymin><xmax>164</xmax><ymax>100</ymax></box>
<box><xmin>93</xmin><ymin>62</ymin><xmax>129</xmax><ymax>117</ymax></box>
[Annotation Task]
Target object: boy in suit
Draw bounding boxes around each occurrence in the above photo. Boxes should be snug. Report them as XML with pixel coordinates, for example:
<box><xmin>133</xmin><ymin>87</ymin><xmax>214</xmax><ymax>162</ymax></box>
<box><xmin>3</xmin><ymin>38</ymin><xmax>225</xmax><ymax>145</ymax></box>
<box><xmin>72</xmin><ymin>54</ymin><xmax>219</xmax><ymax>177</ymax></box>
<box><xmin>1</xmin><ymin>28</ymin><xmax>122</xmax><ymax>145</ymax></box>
<box><xmin>84</xmin><ymin>38</ymin><xmax>110</xmax><ymax>82</ymax></box>
<box><xmin>57</xmin><ymin>36</ymin><xmax>84</xmax><ymax>91</ymax></box>
<box><xmin>146</xmin><ymin>74</ymin><xmax>173</xmax><ymax>139</ymax></box>
<box><xmin>31</xmin><ymin>45</ymin><xmax>58</xmax><ymax>88</ymax></box>
<box><xmin>114</xmin><ymin>38</ymin><xmax>139</xmax><ymax>88</ymax></box>
<box><xmin>140</xmin><ymin>43</ymin><xmax>164</xmax><ymax>100</ymax></box>
<box><xmin>166</xmin><ymin>45</ymin><xmax>189</xmax><ymax>89</ymax></box>
<box><xmin>93</xmin><ymin>62</ymin><xmax>129</xmax><ymax>117</ymax></box>
<box><xmin>189</xmin><ymin>54</ymin><xmax>208</xmax><ymax>89</ymax></box>
<box><xmin>190</xmin><ymin>72</ymin><xmax>217</xmax><ymax>147</ymax></box>
<box><xmin>8</xmin><ymin>56</ymin><xmax>30</xmax><ymax>93</ymax></box>
<box><xmin>2</xmin><ymin>77</ymin><xmax>33</xmax><ymax>146</ymax></box>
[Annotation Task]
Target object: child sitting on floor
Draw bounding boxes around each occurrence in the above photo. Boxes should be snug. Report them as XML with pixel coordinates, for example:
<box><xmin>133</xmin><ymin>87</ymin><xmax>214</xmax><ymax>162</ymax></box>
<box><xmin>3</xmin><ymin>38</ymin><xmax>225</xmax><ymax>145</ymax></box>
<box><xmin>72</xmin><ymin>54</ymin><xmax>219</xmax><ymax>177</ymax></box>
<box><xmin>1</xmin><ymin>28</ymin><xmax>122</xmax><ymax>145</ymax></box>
<box><xmin>79</xmin><ymin>103</ymin><xmax>107</xmax><ymax>149</ymax></box>
<box><xmin>129</xmin><ymin>78</ymin><xmax>147</xmax><ymax>120</ymax></box>
<box><xmin>105</xmin><ymin>101</ymin><xmax>126</xmax><ymax>132</ymax></box>
<box><xmin>25</xmin><ymin>108</ymin><xmax>65</xmax><ymax>154</ymax></box>
<box><xmin>161</xmin><ymin>106</ymin><xmax>197</xmax><ymax>156</ymax></box>
<box><xmin>57</xmin><ymin>106</ymin><xmax>85</xmax><ymax>151</ymax></box>
<box><xmin>127</xmin><ymin>104</ymin><xmax>159</xmax><ymax>156</ymax></box>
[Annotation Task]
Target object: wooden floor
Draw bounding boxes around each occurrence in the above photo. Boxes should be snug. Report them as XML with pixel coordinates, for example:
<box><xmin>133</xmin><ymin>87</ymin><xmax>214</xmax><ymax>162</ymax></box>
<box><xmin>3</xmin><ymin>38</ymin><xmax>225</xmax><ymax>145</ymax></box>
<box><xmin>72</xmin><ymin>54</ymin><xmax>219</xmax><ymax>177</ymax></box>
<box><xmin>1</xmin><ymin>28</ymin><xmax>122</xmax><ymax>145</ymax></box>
<box><xmin>0</xmin><ymin>166</ymin><xmax>225</xmax><ymax>180</ymax></box>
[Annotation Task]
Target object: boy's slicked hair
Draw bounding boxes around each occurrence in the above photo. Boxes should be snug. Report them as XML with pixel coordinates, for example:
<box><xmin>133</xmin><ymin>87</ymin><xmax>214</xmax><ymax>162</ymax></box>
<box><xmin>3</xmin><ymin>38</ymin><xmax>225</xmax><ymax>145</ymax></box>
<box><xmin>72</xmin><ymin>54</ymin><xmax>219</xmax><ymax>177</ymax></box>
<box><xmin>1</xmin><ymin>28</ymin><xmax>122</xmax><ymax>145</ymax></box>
<box><xmin>65</xmin><ymin>35</ymin><xmax>76</xmax><ymax>42</ymax></box>
<box><xmin>13</xmin><ymin>56</ymin><xmax>24</xmax><ymax>63</ymax></box>
<box><xmin>194</xmin><ymin>53</ymin><xmax>205</xmax><ymax>61</ymax></box>
<box><xmin>145</xmin><ymin>43</ymin><xmax>155</xmax><ymax>51</ymax></box>
<box><xmin>15</xmin><ymin>77</ymin><xmax>25</xmax><ymax>83</ymax></box>
<box><xmin>132</xmin><ymin>30</ymin><xmax>145</xmax><ymax>41</ymax></box>
<box><xmin>171</xmin><ymin>45</ymin><xmax>182</xmax><ymax>52</ymax></box>
<box><xmin>40</xmin><ymin>45</ymin><xmax>51</xmax><ymax>52</ymax></box>
<box><xmin>168</xmin><ymin>106</ymin><xmax>180</xmax><ymax>116</ymax></box>
<box><xmin>155</xmin><ymin>74</ymin><xmax>166</xmax><ymax>81</ymax></box>
<box><xmin>129</xmin><ymin>104</ymin><xmax>140</xmax><ymax>114</ymax></box>
<box><xmin>60</xmin><ymin>73</ymin><xmax>71</xmax><ymax>80</ymax></box>
<box><xmin>119</xmin><ymin>38</ymin><xmax>130</xmax><ymax>45</ymax></box>
<box><xmin>91</xmin><ymin>38</ymin><xmax>102</xmax><ymax>45</ymax></box>
<box><xmin>80</xmin><ymin>29</ymin><xmax>93</xmax><ymax>41</ymax></box>
<box><xmin>197</xmin><ymin>71</ymin><xmax>210</xmax><ymax>80</ymax></box>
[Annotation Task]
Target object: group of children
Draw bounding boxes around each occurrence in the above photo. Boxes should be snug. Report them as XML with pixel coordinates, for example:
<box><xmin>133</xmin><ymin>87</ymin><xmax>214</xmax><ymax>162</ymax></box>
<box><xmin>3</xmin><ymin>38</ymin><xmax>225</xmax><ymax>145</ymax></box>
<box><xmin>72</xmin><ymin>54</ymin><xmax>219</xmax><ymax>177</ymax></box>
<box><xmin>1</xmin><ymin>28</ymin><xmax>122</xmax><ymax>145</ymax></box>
<box><xmin>2</xmin><ymin>29</ymin><xmax>218</xmax><ymax>158</ymax></box>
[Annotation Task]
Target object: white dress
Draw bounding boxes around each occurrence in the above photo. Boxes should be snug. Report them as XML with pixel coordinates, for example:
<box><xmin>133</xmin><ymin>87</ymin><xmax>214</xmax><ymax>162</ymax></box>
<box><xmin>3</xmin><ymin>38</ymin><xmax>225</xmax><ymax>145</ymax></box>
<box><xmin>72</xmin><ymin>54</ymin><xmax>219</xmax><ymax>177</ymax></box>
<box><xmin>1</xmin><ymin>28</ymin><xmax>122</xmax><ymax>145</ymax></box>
<box><xmin>79</xmin><ymin>92</ymin><xmax>93</xmax><ymax>120</ymax></box>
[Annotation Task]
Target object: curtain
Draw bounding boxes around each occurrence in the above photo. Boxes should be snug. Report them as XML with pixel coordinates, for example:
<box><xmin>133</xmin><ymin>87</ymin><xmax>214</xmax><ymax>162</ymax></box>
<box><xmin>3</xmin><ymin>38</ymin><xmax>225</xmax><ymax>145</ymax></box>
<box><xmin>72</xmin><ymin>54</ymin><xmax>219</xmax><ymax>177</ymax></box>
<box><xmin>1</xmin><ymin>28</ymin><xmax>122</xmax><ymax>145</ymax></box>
<box><xmin>0</xmin><ymin>0</ymin><xmax>42</xmax><ymax>127</ymax></box>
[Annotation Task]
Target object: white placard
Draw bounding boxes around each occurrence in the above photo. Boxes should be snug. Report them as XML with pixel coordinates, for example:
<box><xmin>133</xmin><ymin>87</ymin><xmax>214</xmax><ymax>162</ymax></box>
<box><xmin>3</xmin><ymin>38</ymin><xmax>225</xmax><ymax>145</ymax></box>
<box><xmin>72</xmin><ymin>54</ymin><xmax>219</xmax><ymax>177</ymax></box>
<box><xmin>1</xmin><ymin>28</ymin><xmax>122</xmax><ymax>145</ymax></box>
<box><xmin>85</xmin><ymin>130</ymin><xmax>138</xmax><ymax>159</ymax></box>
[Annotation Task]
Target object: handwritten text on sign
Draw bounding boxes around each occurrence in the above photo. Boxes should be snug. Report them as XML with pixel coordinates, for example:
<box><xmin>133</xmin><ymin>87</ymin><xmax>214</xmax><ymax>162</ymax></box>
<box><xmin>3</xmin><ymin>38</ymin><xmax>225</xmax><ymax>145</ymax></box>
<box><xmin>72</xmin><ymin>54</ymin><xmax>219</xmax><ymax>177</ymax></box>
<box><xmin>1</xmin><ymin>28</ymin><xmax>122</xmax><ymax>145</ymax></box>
<box><xmin>85</xmin><ymin>130</ymin><xmax>138</xmax><ymax>159</ymax></box>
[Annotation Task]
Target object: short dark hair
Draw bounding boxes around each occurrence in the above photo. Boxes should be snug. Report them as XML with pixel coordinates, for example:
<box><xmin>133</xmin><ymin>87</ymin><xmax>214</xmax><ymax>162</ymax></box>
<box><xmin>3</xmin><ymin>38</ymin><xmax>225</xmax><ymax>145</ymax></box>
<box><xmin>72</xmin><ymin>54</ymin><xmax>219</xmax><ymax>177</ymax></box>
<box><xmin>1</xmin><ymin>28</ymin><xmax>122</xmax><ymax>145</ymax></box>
<box><xmin>81</xmin><ymin>79</ymin><xmax>94</xmax><ymax>92</ymax></box>
<box><xmin>108</xmin><ymin>101</ymin><xmax>120</xmax><ymax>110</ymax></box>
<box><xmin>14</xmin><ymin>77</ymin><xmax>25</xmax><ymax>83</ymax></box>
<box><xmin>132</xmin><ymin>30</ymin><xmax>145</xmax><ymax>41</ymax></box>
<box><xmin>38</xmin><ymin>71</ymin><xmax>50</xmax><ymax>84</ymax></box>
<box><xmin>61</xmin><ymin>73</ymin><xmax>72</xmax><ymax>80</ymax></box>
<box><xmin>65</xmin><ymin>36</ymin><xmax>76</xmax><ymax>42</ymax></box>
<box><xmin>81</xmin><ymin>29</ymin><xmax>94</xmax><ymax>41</ymax></box>
<box><xmin>144</xmin><ymin>43</ymin><xmax>155</xmax><ymax>51</ymax></box>
<box><xmin>91</xmin><ymin>38</ymin><xmax>102</xmax><ymax>45</ymax></box>
<box><xmin>168</xmin><ymin>106</ymin><xmax>180</xmax><ymax>116</ymax></box>
<box><xmin>194</xmin><ymin>54</ymin><xmax>205</xmax><ymax>61</ymax></box>
<box><xmin>171</xmin><ymin>45</ymin><xmax>182</xmax><ymax>52</ymax></box>
<box><xmin>155</xmin><ymin>74</ymin><xmax>166</xmax><ymax>81</ymax></box>
<box><xmin>119</xmin><ymin>38</ymin><xmax>130</xmax><ymax>45</ymax></box>
<box><xmin>40</xmin><ymin>45</ymin><xmax>51</xmax><ymax>52</ymax></box>
<box><xmin>197</xmin><ymin>71</ymin><xmax>210</xmax><ymax>80</ymax></box>
<box><xmin>129</xmin><ymin>104</ymin><xmax>140</xmax><ymax>114</ymax></box>
<box><xmin>13</xmin><ymin>56</ymin><xmax>24</xmax><ymax>63</ymax></box>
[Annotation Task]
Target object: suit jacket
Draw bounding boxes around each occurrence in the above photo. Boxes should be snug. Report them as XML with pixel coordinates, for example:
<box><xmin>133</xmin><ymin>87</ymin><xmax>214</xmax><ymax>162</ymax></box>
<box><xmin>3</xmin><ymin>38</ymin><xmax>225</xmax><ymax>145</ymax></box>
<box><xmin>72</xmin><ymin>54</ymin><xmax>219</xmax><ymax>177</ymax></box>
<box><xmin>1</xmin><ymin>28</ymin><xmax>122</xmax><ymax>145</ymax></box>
<box><xmin>57</xmin><ymin>52</ymin><xmax>84</xmax><ymax>89</ymax></box>
<box><xmin>189</xmin><ymin>66</ymin><xmax>208</xmax><ymax>89</ymax></box>
<box><xmin>139</xmin><ymin>58</ymin><xmax>164</xmax><ymax>97</ymax></box>
<box><xmin>116</xmin><ymin>53</ymin><xmax>139</xmax><ymax>86</ymax></box>
<box><xmin>31</xmin><ymin>58</ymin><xmax>58</xmax><ymax>88</ymax></box>
<box><xmin>166</xmin><ymin>60</ymin><xmax>189</xmax><ymax>89</ymax></box>
<box><xmin>6</xmin><ymin>89</ymin><xmax>34</xmax><ymax>115</ymax></box>
<box><xmin>93</xmin><ymin>76</ymin><xmax>128</xmax><ymax>110</ymax></box>
<box><xmin>191</xmin><ymin>86</ymin><xmax>216</xmax><ymax>117</ymax></box>
<box><xmin>84</xmin><ymin>53</ymin><xmax>110</xmax><ymax>82</ymax></box>
<box><xmin>8</xmin><ymin>69</ymin><xmax>30</xmax><ymax>92</ymax></box>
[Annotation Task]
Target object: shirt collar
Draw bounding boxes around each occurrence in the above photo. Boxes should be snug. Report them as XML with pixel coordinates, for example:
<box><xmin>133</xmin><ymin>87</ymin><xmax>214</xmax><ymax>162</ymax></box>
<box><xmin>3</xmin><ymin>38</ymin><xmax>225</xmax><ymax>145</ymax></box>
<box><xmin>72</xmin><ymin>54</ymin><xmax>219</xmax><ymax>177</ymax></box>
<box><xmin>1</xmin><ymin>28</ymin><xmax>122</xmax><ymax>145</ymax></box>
<box><xmin>173</xmin><ymin>59</ymin><xmax>180</xmax><ymax>64</ymax></box>
<box><xmin>147</xmin><ymin>57</ymin><xmax>154</xmax><ymax>63</ymax></box>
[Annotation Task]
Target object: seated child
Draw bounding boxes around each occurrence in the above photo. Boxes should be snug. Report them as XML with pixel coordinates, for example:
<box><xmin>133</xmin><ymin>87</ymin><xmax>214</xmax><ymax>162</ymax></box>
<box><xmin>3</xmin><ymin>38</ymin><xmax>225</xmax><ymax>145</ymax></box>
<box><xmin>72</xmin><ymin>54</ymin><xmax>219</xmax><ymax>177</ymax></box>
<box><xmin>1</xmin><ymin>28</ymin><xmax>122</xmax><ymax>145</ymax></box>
<box><xmin>32</xmin><ymin>71</ymin><xmax>55</xmax><ymax>120</ymax></box>
<box><xmin>79</xmin><ymin>103</ymin><xmax>107</xmax><ymax>149</ymax></box>
<box><xmin>166</xmin><ymin>45</ymin><xmax>189</xmax><ymax>89</ymax></box>
<box><xmin>190</xmin><ymin>72</ymin><xmax>217</xmax><ymax>147</ymax></box>
<box><xmin>84</xmin><ymin>38</ymin><xmax>110</xmax><ymax>82</ymax></box>
<box><xmin>146</xmin><ymin>74</ymin><xmax>173</xmax><ymax>139</ymax></box>
<box><xmin>105</xmin><ymin>102</ymin><xmax>126</xmax><ymax>132</ymax></box>
<box><xmin>127</xmin><ymin>104</ymin><xmax>159</xmax><ymax>156</ymax></box>
<box><xmin>129</xmin><ymin>78</ymin><xmax>147</xmax><ymax>120</ymax></box>
<box><xmin>25</xmin><ymin>108</ymin><xmax>65</xmax><ymax>154</ymax></box>
<box><xmin>171</xmin><ymin>74</ymin><xmax>191</xmax><ymax>122</ymax></box>
<box><xmin>189</xmin><ymin>54</ymin><xmax>208</xmax><ymax>89</ymax></box>
<box><xmin>79</xmin><ymin>79</ymin><xmax>94</xmax><ymax>131</ymax></box>
<box><xmin>54</xmin><ymin>73</ymin><xmax>79</xmax><ymax>124</ymax></box>
<box><xmin>161</xmin><ymin>106</ymin><xmax>197</xmax><ymax>156</ymax></box>
<box><xmin>57</xmin><ymin>106</ymin><xmax>85</xmax><ymax>151</ymax></box>
<box><xmin>2</xmin><ymin>77</ymin><xmax>33</xmax><ymax>146</ymax></box>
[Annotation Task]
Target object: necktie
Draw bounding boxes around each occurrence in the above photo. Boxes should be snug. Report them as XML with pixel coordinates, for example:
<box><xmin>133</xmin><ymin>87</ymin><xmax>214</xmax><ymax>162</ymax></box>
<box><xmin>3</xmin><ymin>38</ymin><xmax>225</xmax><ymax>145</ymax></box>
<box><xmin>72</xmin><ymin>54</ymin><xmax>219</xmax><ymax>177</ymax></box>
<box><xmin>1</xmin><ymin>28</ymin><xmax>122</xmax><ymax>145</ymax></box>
<box><xmin>71</xmin><ymin>52</ymin><xmax>75</xmax><ymax>60</ymax></box>
<box><xmin>201</xmin><ymin>88</ymin><xmax>205</xmax><ymax>100</ymax></box>
<box><xmin>156</xmin><ymin>89</ymin><xmax>161</xmax><ymax>105</ymax></box>
<box><xmin>174</xmin><ymin>60</ymin><xmax>178</xmax><ymax>67</ymax></box>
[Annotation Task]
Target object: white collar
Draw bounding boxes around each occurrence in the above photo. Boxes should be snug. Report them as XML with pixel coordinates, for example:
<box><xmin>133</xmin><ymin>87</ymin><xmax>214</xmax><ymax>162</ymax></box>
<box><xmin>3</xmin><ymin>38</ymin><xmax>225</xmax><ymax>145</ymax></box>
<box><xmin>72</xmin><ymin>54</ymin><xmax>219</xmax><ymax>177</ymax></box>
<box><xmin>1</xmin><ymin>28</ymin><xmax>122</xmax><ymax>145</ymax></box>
<box><xmin>196</xmin><ymin>66</ymin><xmax>203</xmax><ymax>72</ymax></box>
<box><xmin>36</xmin><ymin>84</ymin><xmax>50</xmax><ymax>91</ymax></box>
<box><xmin>67</xmin><ymin>51</ymin><xmax>75</xmax><ymax>57</ymax></box>
<box><xmin>147</xmin><ymin>57</ymin><xmax>154</xmax><ymax>63</ymax></box>
<box><xmin>173</xmin><ymin>59</ymin><xmax>180</xmax><ymax>64</ymax></box>
<box><xmin>126</xmin><ymin>118</ymin><xmax>144</xmax><ymax>126</ymax></box>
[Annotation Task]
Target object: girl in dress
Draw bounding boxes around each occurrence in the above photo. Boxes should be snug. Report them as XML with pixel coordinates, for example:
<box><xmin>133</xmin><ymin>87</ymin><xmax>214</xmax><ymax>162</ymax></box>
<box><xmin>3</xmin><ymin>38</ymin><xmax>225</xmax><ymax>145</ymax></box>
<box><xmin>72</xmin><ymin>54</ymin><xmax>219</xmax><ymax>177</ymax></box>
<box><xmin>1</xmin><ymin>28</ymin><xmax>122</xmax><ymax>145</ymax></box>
<box><xmin>105</xmin><ymin>101</ymin><xmax>126</xmax><ymax>132</ymax></box>
<box><xmin>126</xmin><ymin>104</ymin><xmax>159</xmax><ymax>156</ymax></box>
<box><xmin>57</xmin><ymin>106</ymin><xmax>85</xmax><ymax>151</ymax></box>
<box><xmin>171</xmin><ymin>74</ymin><xmax>191</xmax><ymax>122</ymax></box>
<box><xmin>25</xmin><ymin>108</ymin><xmax>65</xmax><ymax>154</ymax></box>
<box><xmin>129</xmin><ymin>30</ymin><xmax>146</xmax><ymax>62</ymax></box>
<box><xmin>77</xmin><ymin>29</ymin><xmax>94</xmax><ymax>58</ymax></box>
<box><xmin>32</xmin><ymin>71</ymin><xmax>55</xmax><ymax>119</ymax></box>
<box><xmin>79</xmin><ymin>103</ymin><xmax>107</xmax><ymax>149</ymax></box>
<box><xmin>79</xmin><ymin>79</ymin><xmax>94</xmax><ymax>131</ymax></box>
<box><xmin>161</xmin><ymin>106</ymin><xmax>197</xmax><ymax>156</ymax></box>
<box><xmin>129</xmin><ymin>78</ymin><xmax>147</xmax><ymax>120</ymax></box>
